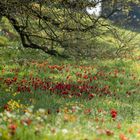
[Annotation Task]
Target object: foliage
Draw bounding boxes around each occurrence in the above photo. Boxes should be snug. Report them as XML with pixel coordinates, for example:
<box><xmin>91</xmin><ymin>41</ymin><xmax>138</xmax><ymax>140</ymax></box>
<box><xmin>0</xmin><ymin>0</ymin><xmax>140</xmax><ymax>57</ymax></box>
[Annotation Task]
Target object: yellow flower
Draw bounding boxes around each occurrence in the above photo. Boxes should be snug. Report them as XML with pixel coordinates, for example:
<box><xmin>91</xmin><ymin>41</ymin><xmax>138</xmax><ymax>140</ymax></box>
<box><xmin>64</xmin><ymin>114</ymin><xmax>77</xmax><ymax>122</ymax></box>
<box><xmin>7</xmin><ymin>99</ymin><xmax>25</xmax><ymax>110</ymax></box>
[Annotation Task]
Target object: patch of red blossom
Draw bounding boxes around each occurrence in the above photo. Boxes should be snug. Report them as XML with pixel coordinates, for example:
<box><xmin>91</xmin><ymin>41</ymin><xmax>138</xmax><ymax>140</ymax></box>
<box><xmin>105</xmin><ymin>129</ymin><xmax>114</xmax><ymax>136</ymax></box>
<box><xmin>119</xmin><ymin>134</ymin><xmax>129</xmax><ymax>140</ymax></box>
<box><xmin>21</xmin><ymin>118</ymin><xmax>32</xmax><ymax>126</ymax></box>
<box><xmin>83</xmin><ymin>75</ymin><xmax>88</xmax><ymax>79</ymax></box>
<box><xmin>88</xmin><ymin>93</ymin><xmax>95</xmax><ymax>100</ymax></box>
<box><xmin>93</xmin><ymin>76</ymin><xmax>97</xmax><ymax>80</ymax></box>
<box><xmin>3</xmin><ymin>104</ymin><xmax>10</xmax><ymax>111</ymax></box>
<box><xmin>84</xmin><ymin>109</ymin><xmax>92</xmax><ymax>114</ymax></box>
<box><xmin>110</xmin><ymin>109</ymin><xmax>117</xmax><ymax>120</ymax></box>
<box><xmin>61</xmin><ymin>91</ymin><xmax>69</xmax><ymax>95</ymax></box>
<box><xmin>117</xmin><ymin>123</ymin><xmax>121</xmax><ymax>129</ymax></box>
<box><xmin>8</xmin><ymin>124</ymin><xmax>17</xmax><ymax>135</ymax></box>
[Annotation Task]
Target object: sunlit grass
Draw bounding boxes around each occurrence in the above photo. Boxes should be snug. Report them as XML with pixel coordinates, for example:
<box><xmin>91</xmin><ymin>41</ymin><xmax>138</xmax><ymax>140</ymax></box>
<box><xmin>0</xmin><ymin>55</ymin><xmax>140</xmax><ymax>139</ymax></box>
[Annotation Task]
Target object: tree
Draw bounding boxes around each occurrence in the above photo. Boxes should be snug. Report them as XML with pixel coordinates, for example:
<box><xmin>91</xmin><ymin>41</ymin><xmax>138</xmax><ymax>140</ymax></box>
<box><xmin>0</xmin><ymin>0</ymin><xmax>139</xmax><ymax>57</ymax></box>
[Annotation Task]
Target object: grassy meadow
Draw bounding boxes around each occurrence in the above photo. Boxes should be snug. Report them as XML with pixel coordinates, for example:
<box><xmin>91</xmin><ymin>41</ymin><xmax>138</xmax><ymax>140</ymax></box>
<box><xmin>0</xmin><ymin>52</ymin><xmax>140</xmax><ymax>140</ymax></box>
<box><xmin>1</xmin><ymin>16</ymin><xmax>140</xmax><ymax>140</ymax></box>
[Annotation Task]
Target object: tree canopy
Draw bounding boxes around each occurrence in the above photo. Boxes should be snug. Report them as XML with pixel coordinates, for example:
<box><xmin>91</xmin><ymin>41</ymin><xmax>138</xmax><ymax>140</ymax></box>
<box><xmin>0</xmin><ymin>0</ymin><xmax>139</xmax><ymax>57</ymax></box>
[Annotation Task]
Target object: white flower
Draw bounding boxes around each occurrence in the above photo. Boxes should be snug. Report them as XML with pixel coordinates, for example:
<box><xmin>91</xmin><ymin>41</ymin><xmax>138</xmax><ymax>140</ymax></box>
<box><xmin>5</xmin><ymin>111</ymin><xmax>12</xmax><ymax>118</ymax></box>
<box><xmin>62</xmin><ymin>129</ymin><xmax>68</xmax><ymax>134</ymax></box>
<box><xmin>38</xmin><ymin>108</ymin><xmax>45</xmax><ymax>113</ymax></box>
<box><xmin>25</xmin><ymin>112</ymin><xmax>31</xmax><ymax>117</ymax></box>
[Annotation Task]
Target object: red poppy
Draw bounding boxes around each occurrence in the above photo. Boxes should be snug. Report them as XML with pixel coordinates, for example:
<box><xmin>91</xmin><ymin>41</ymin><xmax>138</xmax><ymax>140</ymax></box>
<box><xmin>105</xmin><ymin>129</ymin><xmax>114</xmax><ymax>136</ymax></box>
<box><xmin>110</xmin><ymin>109</ymin><xmax>117</xmax><ymax>119</ymax></box>
<box><xmin>83</xmin><ymin>75</ymin><xmax>88</xmax><ymax>79</ymax></box>
<box><xmin>8</xmin><ymin>124</ymin><xmax>17</xmax><ymax>135</ymax></box>
<box><xmin>119</xmin><ymin>134</ymin><xmax>128</xmax><ymax>140</ymax></box>
<box><xmin>93</xmin><ymin>76</ymin><xmax>97</xmax><ymax>80</ymax></box>
<box><xmin>61</xmin><ymin>91</ymin><xmax>69</xmax><ymax>95</ymax></box>
<box><xmin>88</xmin><ymin>93</ymin><xmax>94</xmax><ymax>99</ymax></box>
<box><xmin>3</xmin><ymin>104</ymin><xmax>10</xmax><ymax>111</ymax></box>
<box><xmin>84</xmin><ymin>109</ymin><xmax>92</xmax><ymax>114</ymax></box>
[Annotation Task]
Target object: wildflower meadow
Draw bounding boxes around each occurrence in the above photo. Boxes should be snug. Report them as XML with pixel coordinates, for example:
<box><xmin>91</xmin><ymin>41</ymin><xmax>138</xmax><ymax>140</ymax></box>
<box><xmin>0</xmin><ymin>58</ymin><xmax>140</xmax><ymax>140</ymax></box>
<box><xmin>1</xmin><ymin>0</ymin><xmax>140</xmax><ymax>140</ymax></box>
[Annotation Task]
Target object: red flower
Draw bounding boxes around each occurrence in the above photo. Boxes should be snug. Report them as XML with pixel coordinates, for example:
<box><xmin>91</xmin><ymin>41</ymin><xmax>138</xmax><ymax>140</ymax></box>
<box><xmin>13</xmin><ymin>77</ymin><xmax>17</xmax><ymax>82</ymax></box>
<box><xmin>3</xmin><ymin>104</ymin><xmax>10</xmax><ymax>111</ymax></box>
<box><xmin>93</xmin><ymin>76</ymin><xmax>97</xmax><ymax>80</ymax></box>
<box><xmin>105</xmin><ymin>129</ymin><xmax>114</xmax><ymax>136</ymax></box>
<box><xmin>119</xmin><ymin>134</ymin><xmax>128</xmax><ymax>140</ymax></box>
<box><xmin>83</xmin><ymin>75</ymin><xmax>88</xmax><ymax>79</ymax></box>
<box><xmin>21</xmin><ymin>119</ymin><xmax>32</xmax><ymax>126</ymax></box>
<box><xmin>61</xmin><ymin>91</ymin><xmax>68</xmax><ymax>95</ymax></box>
<box><xmin>110</xmin><ymin>109</ymin><xmax>117</xmax><ymax>119</ymax></box>
<box><xmin>84</xmin><ymin>109</ymin><xmax>92</xmax><ymax>114</ymax></box>
<box><xmin>8</xmin><ymin>124</ymin><xmax>17</xmax><ymax>135</ymax></box>
<box><xmin>9</xmin><ymin>124</ymin><xmax>17</xmax><ymax>131</ymax></box>
<box><xmin>117</xmin><ymin>123</ymin><xmax>121</xmax><ymax>129</ymax></box>
<box><xmin>88</xmin><ymin>93</ymin><xmax>94</xmax><ymax>99</ymax></box>
<box><xmin>76</xmin><ymin>93</ymin><xmax>82</xmax><ymax>97</ymax></box>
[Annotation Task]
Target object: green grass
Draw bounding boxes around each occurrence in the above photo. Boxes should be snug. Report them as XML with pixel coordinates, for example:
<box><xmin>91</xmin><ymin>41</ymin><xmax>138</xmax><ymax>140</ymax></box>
<box><xmin>1</xmin><ymin>15</ymin><xmax>140</xmax><ymax>140</ymax></box>
<box><xmin>0</xmin><ymin>55</ymin><xmax>140</xmax><ymax>140</ymax></box>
